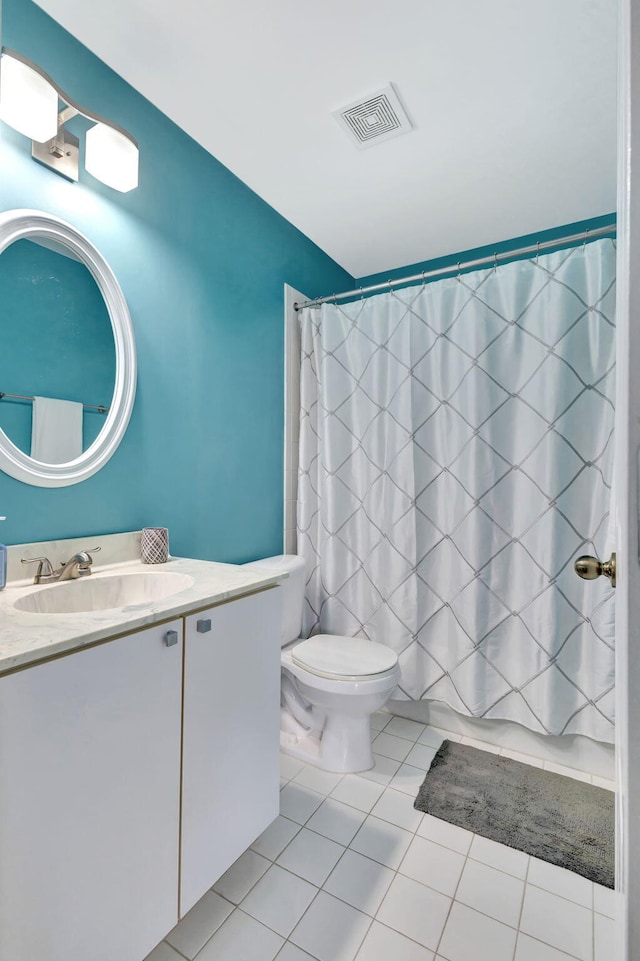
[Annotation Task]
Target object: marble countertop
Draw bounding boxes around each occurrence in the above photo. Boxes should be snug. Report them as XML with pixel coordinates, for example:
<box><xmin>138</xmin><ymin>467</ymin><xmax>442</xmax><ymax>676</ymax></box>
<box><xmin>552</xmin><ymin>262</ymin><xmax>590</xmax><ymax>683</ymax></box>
<box><xmin>0</xmin><ymin>539</ymin><xmax>285</xmax><ymax>675</ymax></box>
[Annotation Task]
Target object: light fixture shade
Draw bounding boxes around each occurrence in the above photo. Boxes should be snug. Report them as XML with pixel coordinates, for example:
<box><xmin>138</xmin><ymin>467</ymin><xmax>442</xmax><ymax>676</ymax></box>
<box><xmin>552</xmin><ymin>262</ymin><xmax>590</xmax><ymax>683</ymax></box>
<box><xmin>0</xmin><ymin>53</ymin><xmax>58</xmax><ymax>143</ymax></box>
<box><xmin>85</xmin><ymin>122</ymin><xmax>139</xmax><ymax>192</ymax></box>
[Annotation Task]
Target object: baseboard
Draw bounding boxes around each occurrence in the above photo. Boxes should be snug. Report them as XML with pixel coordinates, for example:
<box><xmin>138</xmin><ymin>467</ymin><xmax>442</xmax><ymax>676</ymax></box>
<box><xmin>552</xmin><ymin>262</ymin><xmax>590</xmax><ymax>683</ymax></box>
<box><xmin>387</xmin><ymin>697</ymin><xmax>615</xmax><ymax>780</ymax></box>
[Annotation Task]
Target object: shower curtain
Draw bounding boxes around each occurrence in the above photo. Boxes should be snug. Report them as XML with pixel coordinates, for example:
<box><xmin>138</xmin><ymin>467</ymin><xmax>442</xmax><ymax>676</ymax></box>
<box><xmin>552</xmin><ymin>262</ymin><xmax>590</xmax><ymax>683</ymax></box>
<box><xmin>297</xmin><ymin>240</ymin><xmax>616</xmax><ymax>742</ymax></box>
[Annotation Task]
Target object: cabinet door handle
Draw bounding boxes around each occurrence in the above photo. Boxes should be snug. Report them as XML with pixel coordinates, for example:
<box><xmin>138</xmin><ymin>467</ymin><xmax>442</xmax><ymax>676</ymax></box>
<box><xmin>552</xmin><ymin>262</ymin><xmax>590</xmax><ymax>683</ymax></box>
<box><xmin>164</xmin><ymin>629</ymin><xmax>179</xmax><ymax>647</ymax></box>
<box><xmin>196</xmin><ymin>619</ymin><xmax>212</xmax><ymax>633</ymax></box>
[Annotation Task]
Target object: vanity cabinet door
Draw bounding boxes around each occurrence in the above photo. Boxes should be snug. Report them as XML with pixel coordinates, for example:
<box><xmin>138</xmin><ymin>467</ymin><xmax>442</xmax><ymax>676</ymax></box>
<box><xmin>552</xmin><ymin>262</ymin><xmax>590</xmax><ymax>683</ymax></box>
<box><xmin>181</xmin><ymin>587</ymin><xmax>282</xmax><ymax>916</ymax></box>
<box><xmin>0</xmin><ymin>621</ymin><xmax>183</xmax><ymax>961</ymax></box>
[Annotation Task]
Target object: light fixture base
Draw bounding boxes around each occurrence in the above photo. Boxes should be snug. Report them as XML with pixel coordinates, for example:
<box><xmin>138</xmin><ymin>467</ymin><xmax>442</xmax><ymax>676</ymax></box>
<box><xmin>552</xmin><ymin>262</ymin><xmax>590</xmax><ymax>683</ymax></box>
<box><xmin>32</xmin><ymin>129</ymin><xmax>79</xmax><ymax>182</ymax></box>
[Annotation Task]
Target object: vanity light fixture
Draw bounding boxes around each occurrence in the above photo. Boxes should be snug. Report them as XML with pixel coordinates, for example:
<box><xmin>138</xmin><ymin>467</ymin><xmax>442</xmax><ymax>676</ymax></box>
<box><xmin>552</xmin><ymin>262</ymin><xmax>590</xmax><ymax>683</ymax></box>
<box><xmin>0</xmin><ymin>48</ymin><xmax>138</xmax><ymax>192</ymax></box>
<box><xmin>0</xmin><ymin>52</ymin><xmax>58</xmax><ymax>142</ymax></box>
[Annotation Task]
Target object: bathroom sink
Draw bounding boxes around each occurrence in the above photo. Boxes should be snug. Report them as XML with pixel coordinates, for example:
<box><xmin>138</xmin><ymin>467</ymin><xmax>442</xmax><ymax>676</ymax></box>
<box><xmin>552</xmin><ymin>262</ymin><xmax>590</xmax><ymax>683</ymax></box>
<box><xmin>14</xmin><ymin>572</ymin><xmax>195</xmax><ymax>614</ymax></box>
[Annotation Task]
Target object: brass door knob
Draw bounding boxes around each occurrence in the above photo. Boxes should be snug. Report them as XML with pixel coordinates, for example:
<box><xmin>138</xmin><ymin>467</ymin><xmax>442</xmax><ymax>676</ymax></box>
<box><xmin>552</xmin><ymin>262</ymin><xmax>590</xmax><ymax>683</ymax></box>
<box><xmin>574</xmin><ymin>553</ymin><xmax>616</xmax><ymax>588</ymax></box>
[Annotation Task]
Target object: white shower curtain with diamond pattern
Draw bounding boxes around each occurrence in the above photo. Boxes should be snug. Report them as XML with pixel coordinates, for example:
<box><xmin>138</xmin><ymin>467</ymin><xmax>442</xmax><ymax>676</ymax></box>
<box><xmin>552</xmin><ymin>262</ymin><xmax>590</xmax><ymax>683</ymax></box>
<box><xmin>297</xmin><ymin>240</ymin><xmax>616</xmax><ymax>742</ymax></box>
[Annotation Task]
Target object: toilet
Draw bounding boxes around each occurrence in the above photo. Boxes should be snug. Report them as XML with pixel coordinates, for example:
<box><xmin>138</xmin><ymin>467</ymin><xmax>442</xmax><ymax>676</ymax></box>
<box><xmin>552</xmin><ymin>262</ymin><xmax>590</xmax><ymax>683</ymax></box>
<box><xmin>242</xmin><ymin>554</ymin><xmax>400</xmax><ymax>773</ymax></box>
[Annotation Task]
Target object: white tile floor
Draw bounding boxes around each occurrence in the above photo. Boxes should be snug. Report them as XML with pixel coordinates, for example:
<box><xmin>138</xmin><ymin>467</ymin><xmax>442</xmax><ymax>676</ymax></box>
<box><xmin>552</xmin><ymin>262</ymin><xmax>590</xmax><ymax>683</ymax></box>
<box><xmin>148</xmin><ymin>714</ymin><xmax>616</xmax><ymax>961</ymax></box>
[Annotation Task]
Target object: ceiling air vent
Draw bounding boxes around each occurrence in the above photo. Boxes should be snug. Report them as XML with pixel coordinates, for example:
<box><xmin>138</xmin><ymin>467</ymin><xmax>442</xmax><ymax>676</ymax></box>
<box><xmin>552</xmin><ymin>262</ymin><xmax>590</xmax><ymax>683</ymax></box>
<box><xmin>332</xmin><ymin>83</ymin><xmax>413</xmax><ymax>149</ymax></box>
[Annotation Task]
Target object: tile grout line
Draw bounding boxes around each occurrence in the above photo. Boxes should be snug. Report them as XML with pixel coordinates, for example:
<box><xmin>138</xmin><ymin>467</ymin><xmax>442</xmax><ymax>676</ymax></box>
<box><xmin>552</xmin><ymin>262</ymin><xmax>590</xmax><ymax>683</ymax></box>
<box><xmin>283</xmin><ymin>732</ymin><xmax>609</xmax><ymax>944</ymax></box>
<box><xmin>281</xmin><ymin>734</ymin><xmax>598</xmax><ymax>916</ymax></box>
<box><xmin>227</xmin><ymin>816</ymin><xmax>377</xmax><ymax>955</ymax></box>
<box><xmin>590</xmin><ymin>874</ymin><xmax>596</xmax><ymax>961</ymax></box>
<box><xmin>591</xmin><ymin>880</ymin><xmax>596</xmax><ymax>961</ymax></box>
<box><xmin>430</xmin><ymin>818</ymin><xmax>475</xmax><ymax>960</ymax></box>
<box><xmin>513</xmin><ymin>930</ymin><xmax>585</xmax><ymax>961</ymax></box>
<box><xmin>242</xmin><ymin>739</ymin><xmax>439</xmax><ymax>958</ymax></box>
<box><xmin>160</xmin><ymin>939</ymin><xmax>190</xmax><ymax>961</ymax></box>
<box><xmin>362</xmin><ymin>915</ymin><xmax>445</xmax><ymax>960</ymax></box>
<box><xmin>510</xmin><ymin>854</ymin><xmax>532</xmax><ymax>961</ymax></box>
<box><xmin>182</xmin><ymin>723</ymin><xmax>607</xmax><ymax>961</ymax></box>
<box><xmin>349</xmin><ymin>905</ymin><xmax>376</xmax><ymax>961</ymax></box>
<box><xmin>514</xmin><ymin>862</ymin><xmax>595</xmax><ymax>961</ymax></box>
<box><xmin>195</xmin><ymin>857</ymin><xmax>286</xmax><ymax>959</ymax></box>
<box><xmin>270</xmin><ymin>879</ymin><xmax>340</xmax><ymax>958</ymax></box>
<box><xmin>275</xmin><ymin>941</ymin><xmax>322</xmax><ymax>961</ymax></box>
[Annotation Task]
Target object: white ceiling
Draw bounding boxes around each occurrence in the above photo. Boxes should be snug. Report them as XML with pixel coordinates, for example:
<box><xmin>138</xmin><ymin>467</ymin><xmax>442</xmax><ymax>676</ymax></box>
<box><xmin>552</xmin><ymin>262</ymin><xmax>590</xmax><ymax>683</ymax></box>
<box><xmin>33</xmin><ymin>0</ymin><xmax>617</xmax><ymax>278</ymax></box>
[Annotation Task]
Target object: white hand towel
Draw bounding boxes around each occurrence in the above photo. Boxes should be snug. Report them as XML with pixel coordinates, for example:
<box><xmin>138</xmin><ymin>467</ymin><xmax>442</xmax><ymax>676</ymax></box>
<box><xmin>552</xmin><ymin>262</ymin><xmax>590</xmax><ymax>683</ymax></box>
<box><xmin>31</xmin><ymin>396</ymin><xmax>83</xmax><ymax>464</ymax></box>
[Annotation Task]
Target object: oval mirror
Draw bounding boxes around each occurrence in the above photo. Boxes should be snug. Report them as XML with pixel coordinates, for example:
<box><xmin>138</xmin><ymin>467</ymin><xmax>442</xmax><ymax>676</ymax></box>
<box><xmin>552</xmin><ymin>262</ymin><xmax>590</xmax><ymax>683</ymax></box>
<box><xmin>0</xmin><ymin>209</ymin><xmax>136</xmax><ymax>487</ymax></box>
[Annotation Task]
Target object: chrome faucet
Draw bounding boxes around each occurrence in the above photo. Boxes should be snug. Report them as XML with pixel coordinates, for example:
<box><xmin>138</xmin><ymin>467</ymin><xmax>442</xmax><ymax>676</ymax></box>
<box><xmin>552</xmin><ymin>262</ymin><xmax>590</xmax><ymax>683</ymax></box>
<box><xmin>57</xmin><ymin>550</ymin><xmax>97</xmax><ymax>581</ymax></box>
<box><xmin>21</xmin><ymin>547</ymin><xmax>101</xmax><ymax>585</ymax></box>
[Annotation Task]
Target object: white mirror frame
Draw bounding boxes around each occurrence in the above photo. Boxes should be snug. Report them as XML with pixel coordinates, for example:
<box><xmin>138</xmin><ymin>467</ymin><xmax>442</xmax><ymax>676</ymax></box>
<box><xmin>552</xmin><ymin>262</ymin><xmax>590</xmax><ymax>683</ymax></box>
<box><xmin>0</xmin><ymin>209</ymin><xmax>136</xmax><ymax>487</ymax></box>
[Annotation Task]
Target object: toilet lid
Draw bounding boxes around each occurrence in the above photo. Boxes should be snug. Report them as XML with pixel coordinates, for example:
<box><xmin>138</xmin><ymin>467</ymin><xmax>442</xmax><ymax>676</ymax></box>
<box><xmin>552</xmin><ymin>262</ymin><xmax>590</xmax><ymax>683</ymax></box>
<box><xmin>292</xmin><ymin>635</ymin><xmax>397</xmax><ymax>679</ymax></box>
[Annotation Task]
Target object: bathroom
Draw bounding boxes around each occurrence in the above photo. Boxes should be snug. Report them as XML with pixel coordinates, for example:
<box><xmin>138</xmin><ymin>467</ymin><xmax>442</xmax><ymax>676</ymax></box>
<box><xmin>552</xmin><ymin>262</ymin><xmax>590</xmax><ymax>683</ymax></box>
<box><xmin>0</xmin><ymin>0</ymin><xmax>633</xmax><ymax>959</ymax></box>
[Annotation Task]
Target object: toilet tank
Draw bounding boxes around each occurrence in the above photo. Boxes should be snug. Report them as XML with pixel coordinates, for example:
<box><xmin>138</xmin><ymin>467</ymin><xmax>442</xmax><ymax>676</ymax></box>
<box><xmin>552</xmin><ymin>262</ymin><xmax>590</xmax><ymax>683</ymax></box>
<box><xmin>241</xmin><ymin>554</ymin><xmax>305</xmax><ymax>647</ymax></box>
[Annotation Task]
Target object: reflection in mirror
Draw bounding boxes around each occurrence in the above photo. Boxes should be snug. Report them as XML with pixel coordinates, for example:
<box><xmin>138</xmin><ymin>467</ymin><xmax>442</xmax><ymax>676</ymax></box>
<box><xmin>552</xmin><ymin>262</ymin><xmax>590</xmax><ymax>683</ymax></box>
<box><xmin>0</xmin><ymin>238</ymin><xmax>115</xmax><ymax>460</ymax></box>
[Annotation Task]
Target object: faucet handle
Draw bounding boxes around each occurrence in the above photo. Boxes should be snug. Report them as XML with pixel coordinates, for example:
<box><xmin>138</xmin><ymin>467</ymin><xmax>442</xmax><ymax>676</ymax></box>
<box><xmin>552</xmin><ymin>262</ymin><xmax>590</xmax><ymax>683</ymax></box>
<box><xmin>71</xmin><ymin>547</ymin><xmax>101</xmax><ymax>572</ymax></box>
<box><xmin>62</xmin><ymin>547</ymin><xmax>101</xmax><ymax>564</ymax></box>
<box><xmin>81</xmin><ymin>546</ymin><xmax>101</xmax><ymax>563</ymax></box>
<box><xmin>21</xmin><ymin>556</ymin><xmax>54</xmax><ymax>580</ymax></box>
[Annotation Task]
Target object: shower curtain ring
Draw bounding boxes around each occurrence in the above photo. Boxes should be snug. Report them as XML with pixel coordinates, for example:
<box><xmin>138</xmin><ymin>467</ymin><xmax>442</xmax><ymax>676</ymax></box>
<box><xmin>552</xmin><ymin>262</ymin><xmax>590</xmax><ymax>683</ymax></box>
<box><xmin>584</xmin><ymin>228</ymin><xmax>590</xmax><ymax>249</ymax></box>
<box><xmin>332</xmin><ymin>292</ymin><xmax>338</xmax><ymax>305</ymax></box>
<box><xmin>360</xmin><ymin>287</ymin><xmax>365</xmax><ymax>301</ymax></box>
<box><xmin>456</xmin><ymin>262</ymin><xmax>461</xmax><ymax>280</ymax></box>
<box><xmin>493</xmin><ymin>252</ymin><xmax>498</xmax><ymax>273</ymax></box>
<box><xmin>536</xmin><ymin>241</ymin><xmax>540</xmax><ymax>265</ymax></box>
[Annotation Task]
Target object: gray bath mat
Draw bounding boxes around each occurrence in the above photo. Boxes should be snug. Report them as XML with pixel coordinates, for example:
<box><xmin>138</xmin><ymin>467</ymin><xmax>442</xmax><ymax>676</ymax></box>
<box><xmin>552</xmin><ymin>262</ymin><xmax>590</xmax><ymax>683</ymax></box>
<box><xmin>414</xmin><ymin>740</ymin><xmax>615</xmax><ymax>888</ymax></box>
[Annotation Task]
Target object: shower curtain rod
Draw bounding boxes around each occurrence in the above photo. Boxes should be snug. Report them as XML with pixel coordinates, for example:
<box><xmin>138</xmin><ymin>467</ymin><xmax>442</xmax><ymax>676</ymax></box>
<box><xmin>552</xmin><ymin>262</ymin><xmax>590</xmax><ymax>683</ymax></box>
<box><xmin>293</xmin><ymin>223</ymin><xmax>617</xmax><ymax>311</ymax></box>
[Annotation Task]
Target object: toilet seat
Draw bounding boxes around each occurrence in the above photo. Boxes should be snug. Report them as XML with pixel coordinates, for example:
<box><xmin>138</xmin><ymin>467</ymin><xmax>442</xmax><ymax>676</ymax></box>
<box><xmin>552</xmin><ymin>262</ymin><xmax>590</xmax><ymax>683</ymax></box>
<box><xmin>242</xmin><ymin>554</ymin><xmax>400</xmax><ymax>773</ymax></box>
<box><xmin>292</xmin><ymin>634</ymin><xmax>397</xmax><ymax>681</ymax></box>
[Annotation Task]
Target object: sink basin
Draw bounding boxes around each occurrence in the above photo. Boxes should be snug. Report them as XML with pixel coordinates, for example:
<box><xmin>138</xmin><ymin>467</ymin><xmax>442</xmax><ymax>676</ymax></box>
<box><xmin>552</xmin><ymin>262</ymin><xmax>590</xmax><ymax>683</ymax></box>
<box><xmin>14</xmin><ymin>572</ymin><xmax>195</xmax><ymax>614</ymax></box>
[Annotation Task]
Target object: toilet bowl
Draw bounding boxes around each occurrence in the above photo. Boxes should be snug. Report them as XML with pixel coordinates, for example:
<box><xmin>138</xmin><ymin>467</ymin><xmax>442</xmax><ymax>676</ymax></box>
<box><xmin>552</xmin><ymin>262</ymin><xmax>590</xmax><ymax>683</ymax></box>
<box><xmin>242</xmin><ymin>555</ymin><xmax>400</xmax><ymax>773</ymax></box>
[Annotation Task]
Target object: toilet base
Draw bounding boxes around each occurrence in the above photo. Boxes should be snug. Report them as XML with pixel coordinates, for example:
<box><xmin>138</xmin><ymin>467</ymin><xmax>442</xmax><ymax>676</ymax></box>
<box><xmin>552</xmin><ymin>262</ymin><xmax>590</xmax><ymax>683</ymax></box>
<box><xmin>280</xmin><ymin>712</ymin><xmax>375</xmax><ymax>773</ymax></box>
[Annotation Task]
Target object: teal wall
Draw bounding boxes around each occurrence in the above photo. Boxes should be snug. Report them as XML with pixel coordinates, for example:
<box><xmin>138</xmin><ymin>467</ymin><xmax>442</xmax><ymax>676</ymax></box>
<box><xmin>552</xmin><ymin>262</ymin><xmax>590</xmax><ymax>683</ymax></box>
<box><xmin>0</xmin><ymin>0</ymin><xmax>353</xmax><ymax>559</ymax></box>
<box><xmin>0</xmin><ymin>239</ymin><xmax>114</xmax><ymax>453</ymax></box>
<box><xmin>356</xmin><ymin>214</ymin><xmax>616</xmax><ymax>290</ymax></box>
<box><xmin>0</xmin><ymin>0</ymin><xmax>616</xmax><ymax>559</ymax></box>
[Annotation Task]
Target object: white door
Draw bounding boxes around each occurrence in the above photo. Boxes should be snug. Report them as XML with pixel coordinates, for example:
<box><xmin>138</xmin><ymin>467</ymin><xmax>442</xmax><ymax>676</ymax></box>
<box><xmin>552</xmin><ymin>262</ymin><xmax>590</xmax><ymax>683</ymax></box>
<box><xmin>615</xmin><ymin>1</ymin><xmax>639</xmax><ymax>957</ymax></box>
<box><xmin>180</xmin><ymin>587</ymin><xmax>282</xmax><ymax>916</ymax></box>
<box><xmin>0</xmin><ymin>621</ymin><xmax>183</xmax><ymax>961</ymax></box>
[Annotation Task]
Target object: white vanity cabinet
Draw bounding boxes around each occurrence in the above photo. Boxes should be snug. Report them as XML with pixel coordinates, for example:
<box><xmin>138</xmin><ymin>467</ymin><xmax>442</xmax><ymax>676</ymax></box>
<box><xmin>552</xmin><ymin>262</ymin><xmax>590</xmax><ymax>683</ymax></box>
<box><xmin>0</xmin><ymin>581</ymin><xmax>282</xmax><ymax>961</ymax></box>
<box><xmin>0</xmin><ymin>619</ymin><xmax>184</xmax><ymax>961</ymax></box>
<box><xmin>180</xmin><ymin>586</ymin><xmax>282</xmax><ymax>915</ymax></box>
